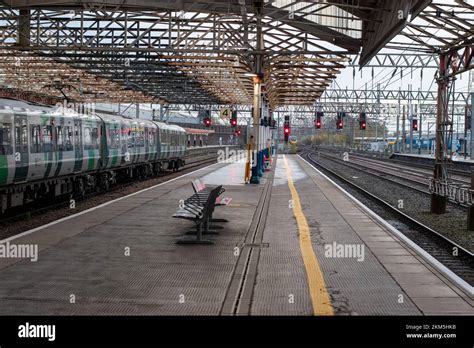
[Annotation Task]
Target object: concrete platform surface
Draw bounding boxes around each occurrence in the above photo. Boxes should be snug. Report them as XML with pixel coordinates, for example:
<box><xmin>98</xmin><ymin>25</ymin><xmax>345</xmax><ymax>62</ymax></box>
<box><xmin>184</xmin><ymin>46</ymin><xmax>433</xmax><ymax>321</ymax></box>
<box><xmin>0</xmin><ymin>154</ymin><xmax>471</xmax><ymax>316</ymax></box>
<box><xmin>251</xmin><ymin>155</ymin><xmax>472</xmax><ymax>315</ymax></box>
<box><xmin>0</xmin><ymin>159</ymin><xmax>264</xmax><ymax>315</ymax></box>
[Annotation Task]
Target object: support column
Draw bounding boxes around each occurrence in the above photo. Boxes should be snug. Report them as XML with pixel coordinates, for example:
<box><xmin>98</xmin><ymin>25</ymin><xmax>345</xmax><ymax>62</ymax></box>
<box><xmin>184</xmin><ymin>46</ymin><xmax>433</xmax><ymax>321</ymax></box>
<box><xmin>18</xmin><ymin>9</ymin><xmax>30</xmax><ymax>47</ymax></box>
<box><xmin>396</xmin><ymin>95</ymin><xmax>400</xmax><ymax>153</ymax></box>
<box><xmin>468</xmin><ymin>171</ymin><xmax>474</xmax><ymax>231</ymax></box>
<box><xmin>470</xmin><ymin>93</ymin><xmax>474</xmax><ymax>158</ymax></box>
<box><xmin>431</xmin><ymin>53</ymin><xmax>449</xmax><ymax>214</ymax></box>
<box><xmin>402</xmin><ymin>105</ymin><xmax>406</xmax><ymax>153</ymax></box>
<box><xmin>250</xmin><ymin>7</ymin><xmax>263</xmax><ymax>185</ymax></box>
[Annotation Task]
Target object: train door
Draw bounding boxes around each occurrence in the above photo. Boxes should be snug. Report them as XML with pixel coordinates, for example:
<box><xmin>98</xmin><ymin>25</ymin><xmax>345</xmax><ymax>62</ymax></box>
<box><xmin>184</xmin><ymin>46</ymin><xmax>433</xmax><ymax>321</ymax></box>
<box><xmin>28</xmin><ymin>118</ymin><xmax>45</xmax><ymax>180</ymax></box>
<box><xmin>73</xmin><ymin>119</ymin><xmax>83</xmax><ymax>173</ymax></box>
<box><xmin>156</xmin><ymin>126</ymin><xmax>161</xmax><ymax>160</ymax></box>
<box><xmin>13</xmin><ymin>114</ymin><xmax>29</xmax><ymax>183</ymax></box>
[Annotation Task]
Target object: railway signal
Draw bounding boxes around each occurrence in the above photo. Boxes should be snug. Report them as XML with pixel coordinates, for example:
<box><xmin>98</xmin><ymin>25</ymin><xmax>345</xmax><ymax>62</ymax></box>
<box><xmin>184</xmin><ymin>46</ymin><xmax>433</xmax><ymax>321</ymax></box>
<box><xmin>315</xmin><ymin>112</ymin><xmax>323</xmax><ymax>129</ymax></box>
<box><xmin>336</xmin><ymin>112</ymin><xmax>345</xmax><ymax>130</ymax></box>
<box><xmin>284</xmin><ymin>124</ymin><xmax>290</xmax><ymax>142</ymax></box>
<box><xmin>203</xmin><ymin>117</ymin><xmax>211</xmax><ymax>127</ymax></box>
<box><xmin>284</xmin><ymin>115</ymin><xmax>290</xmax><ymax>143</ymax></box>
<box><xmin>230</xmin><ymin>110</ymin><xmax>237</xmax><ymax>127</ymax></box>
<box><xmin>412</xmin><ymin>119</ymin><xmax>418</xmax><ymax>131</ymax></box>
<box><xmin>359</xmin><ymin>112</ymin><xmax>367</xmax><ymax>130</ymax></box>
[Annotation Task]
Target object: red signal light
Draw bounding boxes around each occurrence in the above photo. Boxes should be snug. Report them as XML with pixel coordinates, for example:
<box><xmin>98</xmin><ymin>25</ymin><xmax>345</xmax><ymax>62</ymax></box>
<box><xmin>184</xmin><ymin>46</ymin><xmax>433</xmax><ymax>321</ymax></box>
<box><xmin>284</xmin><ymin>127</ymin><xmax>290</xmax><ymax>134</ymax></box>
<box><xmin>231</xmin><ymin>118</ymin><xmax>237</xmax><ymax>127</ymax></box>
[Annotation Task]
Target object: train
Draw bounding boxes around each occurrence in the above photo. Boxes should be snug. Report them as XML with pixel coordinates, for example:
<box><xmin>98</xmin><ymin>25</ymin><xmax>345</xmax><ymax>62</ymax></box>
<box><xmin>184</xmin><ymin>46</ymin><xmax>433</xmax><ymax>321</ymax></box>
<box><xmin>288</xmin><ymin>135</ymin><xmax>297</xmax><ymax>146</ymax></box>
<box><xmin>288</xmin><ymin>135</ymin><xmax>297</xmax><ymax>154</ymax></box>
<box><xmin>0</xmin><ymin>98</ymin><xmax>187</xmax><ymax>214</ymax></box>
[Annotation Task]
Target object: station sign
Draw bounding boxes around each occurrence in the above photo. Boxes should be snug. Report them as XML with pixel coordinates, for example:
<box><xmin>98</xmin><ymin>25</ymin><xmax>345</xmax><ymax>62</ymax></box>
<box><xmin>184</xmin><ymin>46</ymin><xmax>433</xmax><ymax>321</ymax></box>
<box><xmin>220</xmin><ymin>107</ymin><xmax>232</xmax><ymax>119</ymax></box>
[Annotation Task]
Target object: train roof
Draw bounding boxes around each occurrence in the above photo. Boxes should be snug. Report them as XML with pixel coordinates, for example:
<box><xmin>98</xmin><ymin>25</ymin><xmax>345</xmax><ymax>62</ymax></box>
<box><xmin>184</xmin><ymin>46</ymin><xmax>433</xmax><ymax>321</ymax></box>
<box><xmin>0</xmin><ymin>99</ymin><xmax>185</xmax><ymax>132</ymax></box>
<box><xmin>0</xmin><ymin>97</ymin><xmax>54</xmax><ymax>113</ymax></box>
<box><xmin>153</xmin><ymin>121</ymin><xmax>186</xmax><ymax>133</ymax></box>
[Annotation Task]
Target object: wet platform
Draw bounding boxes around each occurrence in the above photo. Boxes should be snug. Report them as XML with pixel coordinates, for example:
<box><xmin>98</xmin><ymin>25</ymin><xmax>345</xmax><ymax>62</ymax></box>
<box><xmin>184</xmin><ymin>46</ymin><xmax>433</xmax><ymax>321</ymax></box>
<box><xmin>0</xmin><ymin>155</ymin><xmax>472</xmax><ymax>315</ymax></box>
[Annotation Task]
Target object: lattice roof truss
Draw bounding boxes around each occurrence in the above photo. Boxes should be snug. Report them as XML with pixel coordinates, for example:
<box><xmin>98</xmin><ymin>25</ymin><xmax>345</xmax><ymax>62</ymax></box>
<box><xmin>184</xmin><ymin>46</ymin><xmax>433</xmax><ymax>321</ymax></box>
<box><xmin>0</xmin><ymin>0</ymin><xmax>470</xmax><ymax>110</ymax></box>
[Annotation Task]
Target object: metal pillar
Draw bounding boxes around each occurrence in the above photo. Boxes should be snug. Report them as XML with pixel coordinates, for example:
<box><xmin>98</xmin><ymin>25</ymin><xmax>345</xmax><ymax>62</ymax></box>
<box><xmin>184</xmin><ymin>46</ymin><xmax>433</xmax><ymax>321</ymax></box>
<box><xmin>402</xmin><ymin>105</ymin><xmax>406</xmax><ymax>153</ymax></box>
<box><xmin>396</xmin><ymin>93</ymin><xmax>400</xmax><ymax>152</ymax></box>
<box><xmin>159</xmin><ymin>104</ymin><xmax>164</xmax><ymax>121</ymax></box>
<box><xmin>418</xmin><ymin>103</ymin><xmax>422</xmax><ymax>155</ymax></box>
<box><xmin>250</xmin><ymin>6</ymin><xmax>263</xmax><ymax>185</ymax></box>
<box><xmin>18</xmin><ymin>9</ymin><xmax>30</xmax><ymax>47</ymax></box>
<box><xmin>431</xmin><ymin>53</ymin><xmax>449</xmax><ymax>214</ymax></box>
<box><xmin>409</xmin><ymin>107</ymin><xmax>413</xmax><ymax>154</ymax></box>
<box><xmin>468</xmin><ymin>171</ymin><xmax>474</xmax><ymax>231</ymax></box>
<box><xmin>470</xmin><ymin>93</ymin><xmax>474</xmax><ymax>158</ymax></box>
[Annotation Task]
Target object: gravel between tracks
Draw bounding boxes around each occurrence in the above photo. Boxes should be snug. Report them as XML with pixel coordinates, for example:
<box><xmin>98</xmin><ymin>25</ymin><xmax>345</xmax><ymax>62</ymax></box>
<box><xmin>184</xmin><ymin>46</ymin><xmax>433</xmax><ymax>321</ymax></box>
<box><xmin>313</xmin><ymin>153</ymin><xmax>473</xmax><ymax>252</ymax></box>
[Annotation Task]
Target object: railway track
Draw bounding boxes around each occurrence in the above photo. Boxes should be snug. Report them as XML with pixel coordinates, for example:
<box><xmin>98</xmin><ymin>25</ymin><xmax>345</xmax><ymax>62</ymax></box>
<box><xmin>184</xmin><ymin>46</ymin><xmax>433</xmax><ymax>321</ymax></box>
<box><xmin>348</xmin><ymin>153</ymin><xmax>471</xmax><ymax>184</ymax></box>
<box><xmin>316</xmin><ymin>146</ymin><xmax>472</xmax><ymax>179</ymax></box>
<box><xmin>302</xmin><ymin>149</ymin><xmax>474</xmax><ymax>287</ymax></box>
<box><xmin>314</xmin><ymin>150</ymin><xmax>470</xmax><ymax>209</ymax></box>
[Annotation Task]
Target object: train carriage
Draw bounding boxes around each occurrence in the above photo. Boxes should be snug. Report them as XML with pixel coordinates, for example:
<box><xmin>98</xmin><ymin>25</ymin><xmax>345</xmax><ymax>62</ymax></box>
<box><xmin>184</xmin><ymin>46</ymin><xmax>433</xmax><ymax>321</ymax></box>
<box><xmin>0</xmin><ymin>98</ymin><xmax>187</xmax><ymax>214</ymax></box>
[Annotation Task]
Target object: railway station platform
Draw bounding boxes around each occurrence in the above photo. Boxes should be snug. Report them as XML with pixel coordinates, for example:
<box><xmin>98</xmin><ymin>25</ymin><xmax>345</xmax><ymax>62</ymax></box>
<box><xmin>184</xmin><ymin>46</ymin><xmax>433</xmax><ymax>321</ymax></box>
<box><xmin>0</xmin><ymin>155</ymin><xmax>472</xmax><ymax>315</ymax></box>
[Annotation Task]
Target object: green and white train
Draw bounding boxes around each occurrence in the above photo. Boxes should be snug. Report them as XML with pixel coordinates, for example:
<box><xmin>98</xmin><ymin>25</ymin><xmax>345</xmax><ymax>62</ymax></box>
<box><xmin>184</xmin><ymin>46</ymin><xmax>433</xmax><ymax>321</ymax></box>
<box><xmin>0</xmin><ymin>98</ymin><xmax>186</xmax><ymax>214</ymax></box>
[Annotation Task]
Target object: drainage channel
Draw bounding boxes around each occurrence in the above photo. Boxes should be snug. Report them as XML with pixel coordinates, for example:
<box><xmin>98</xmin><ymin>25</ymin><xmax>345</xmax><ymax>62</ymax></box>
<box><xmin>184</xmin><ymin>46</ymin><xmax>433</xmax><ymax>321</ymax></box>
<box><xmin>220</xmin><ymin>157</ymin><xmax>276</xmax><ymax>316</ymax></box>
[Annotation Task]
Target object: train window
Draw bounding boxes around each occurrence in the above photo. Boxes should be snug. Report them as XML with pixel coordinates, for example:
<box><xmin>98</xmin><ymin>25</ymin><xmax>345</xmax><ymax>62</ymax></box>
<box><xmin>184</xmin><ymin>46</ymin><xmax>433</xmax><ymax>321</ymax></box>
<box><xmin>136</xmin><ymin>127</ymin><xmax>144</xmax><ymax>147</ymax></box>
<box><xmin>144</xmin><ymin>127</ymin><xmax>149</xmax><ymax>147</ymax></box>
<box><xmin>64</xmin><ymin>126</ymin><xmax>73</xmax><ymax>151</ymax></box>
<box><xmin>57</xmin><ymin>126</ymin><xmax>65</xmax><ymax>151</ymax></box>
<box><xmin>127</xmin><ymin>127</ymin><xmax>134</xmax><ymax>148</ymax></box>
<box><xmin>0</xmin><ymin>123</ymin><xmax>12</xmax><ymax>155</ymax></box>
<box><xmin>109</xmin><ymin>126</ymin><xmax>120</xmax><ymax>149</ymax></box>
<box><xmin>84</xmin><ymin>127</ymin><xmax>92</xmax><ymax>149</ymax></box>
<box><xmin>30</xmin><ymin>125</ymin><xmax>41</xmax><ymax>153</ymax></box>
<box><xmin>42</xmin><ymin>125</ymin><xmax>53</xmax><ymax>152</ymax></box>
<box><xmin>74</xmin><ymin>123</ymin><xmax>81</xmax><ymax>146</ymax></box>
<box><xmin>15</xmin><ymin>124</ymin><xmax>28</xmax><ymax>152</ymax></box>
<box><xmin>149</xmin><ymin>129</ymin><xmax>155</xmax><ymax>147</ymax></box>
<box><xmin>91</xmin><ymin>127</ymin><xmax>99</xmax><ymax>150</ymax></box>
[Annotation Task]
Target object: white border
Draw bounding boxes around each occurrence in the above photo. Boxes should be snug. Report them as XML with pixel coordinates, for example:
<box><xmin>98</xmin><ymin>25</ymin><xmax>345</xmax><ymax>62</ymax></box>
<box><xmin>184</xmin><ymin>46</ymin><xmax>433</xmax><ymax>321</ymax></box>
<box><xmin>299</xmin><ymin>155</ymin><xmax>474</xmax><ymax>298</ymax></box>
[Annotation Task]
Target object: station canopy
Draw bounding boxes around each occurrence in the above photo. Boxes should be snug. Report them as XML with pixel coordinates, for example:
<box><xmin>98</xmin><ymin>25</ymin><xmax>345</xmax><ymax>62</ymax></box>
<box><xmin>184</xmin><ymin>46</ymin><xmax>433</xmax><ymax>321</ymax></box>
<box><xmin>0</xmin><ymin>0</ymin><xmax>472</xmax><ymax>110</ymax></box>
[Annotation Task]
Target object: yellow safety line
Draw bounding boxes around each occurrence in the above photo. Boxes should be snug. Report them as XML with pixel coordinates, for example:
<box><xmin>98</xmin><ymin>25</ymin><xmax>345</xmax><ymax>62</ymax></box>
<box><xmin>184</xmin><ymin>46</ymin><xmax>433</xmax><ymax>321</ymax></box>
<box><xmin>283</xmin><ymin>155</ymin><xmax>334</xmax><ymax>316</ymax></box>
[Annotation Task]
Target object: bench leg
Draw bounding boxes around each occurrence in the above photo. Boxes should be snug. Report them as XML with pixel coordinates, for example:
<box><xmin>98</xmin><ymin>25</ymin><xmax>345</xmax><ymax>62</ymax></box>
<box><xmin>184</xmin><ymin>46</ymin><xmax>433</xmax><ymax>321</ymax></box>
<box><xmin>186</xmin><ymin>217</ymin><xmax>220</xmax><ymax>235</ymax></box>
<box><xmin>177</xmin><ymin>223</ymin><xmax>213</xmax><ymax>245</ymax></box>
<box><xmin>210</xmin><ymin>218</ymin><xmax>229</xmax><ymax>223</ymax></box>
<box><xmin>209</xmin><ymin>212</ymin><xmax>228</xmax><ymax>225</ymax></box>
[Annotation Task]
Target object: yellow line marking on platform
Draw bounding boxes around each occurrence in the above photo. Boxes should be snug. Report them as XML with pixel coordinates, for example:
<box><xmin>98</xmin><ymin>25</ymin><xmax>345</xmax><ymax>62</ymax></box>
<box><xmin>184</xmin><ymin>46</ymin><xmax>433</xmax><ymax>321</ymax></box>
<box><xmin>283</xmin><ymin>155</ymin><xmax>334</xmax><ymax>316</ymax></box>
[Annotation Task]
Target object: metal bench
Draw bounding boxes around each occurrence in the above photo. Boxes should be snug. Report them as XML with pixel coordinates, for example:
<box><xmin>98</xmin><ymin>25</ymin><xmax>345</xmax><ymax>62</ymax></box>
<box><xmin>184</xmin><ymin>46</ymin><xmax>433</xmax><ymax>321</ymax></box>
<box><xmin>192</xmin><ymin>178</ymin><xmax>232</xmax><ymax>206</ymax></box>
<box><xmin>192</xmin><ymin>179</ymin><xmax>232</xmax><ymax>223</ymax></box>
<box><xmin>173</xmin><ymin>185</ymin><xmax>222</xmax><ymax>245</ymax></box>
